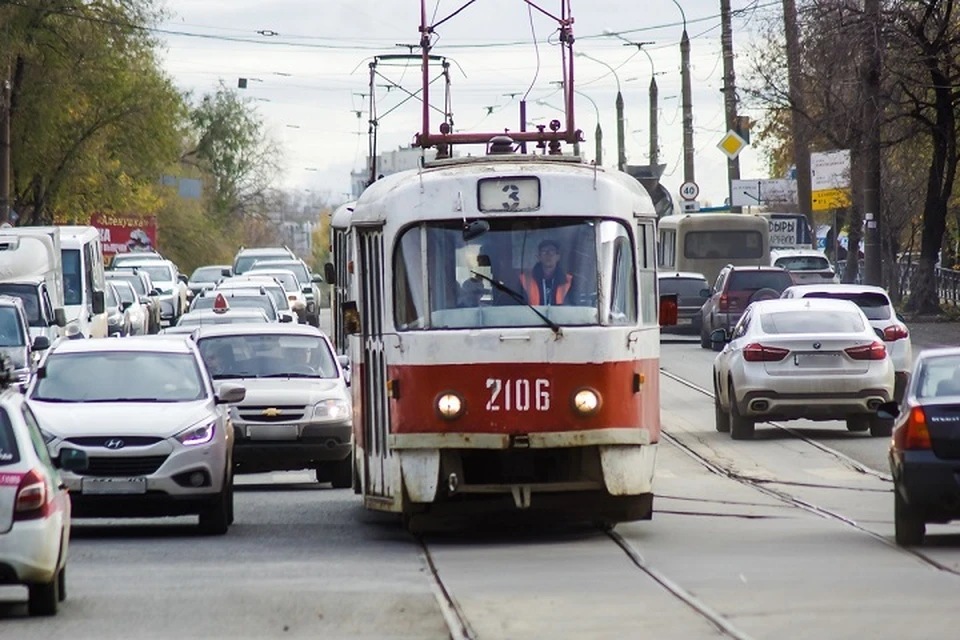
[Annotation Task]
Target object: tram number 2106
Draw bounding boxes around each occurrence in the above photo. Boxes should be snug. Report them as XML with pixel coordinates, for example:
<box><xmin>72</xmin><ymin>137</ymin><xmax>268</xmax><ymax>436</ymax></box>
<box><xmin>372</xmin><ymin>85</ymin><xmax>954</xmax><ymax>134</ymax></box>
<box><xmin>485</xmin><ymin>378</ymin><xmax>550</xmax><ymax>412</ymax></box>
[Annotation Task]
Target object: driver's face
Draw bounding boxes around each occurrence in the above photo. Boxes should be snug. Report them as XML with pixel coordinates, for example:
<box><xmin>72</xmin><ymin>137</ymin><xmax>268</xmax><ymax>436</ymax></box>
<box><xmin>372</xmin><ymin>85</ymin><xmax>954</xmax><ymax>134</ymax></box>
<box><xmin>538</xmin><ymin>246</ymin><xmax>560</xmax><ymax>270</ymax></box>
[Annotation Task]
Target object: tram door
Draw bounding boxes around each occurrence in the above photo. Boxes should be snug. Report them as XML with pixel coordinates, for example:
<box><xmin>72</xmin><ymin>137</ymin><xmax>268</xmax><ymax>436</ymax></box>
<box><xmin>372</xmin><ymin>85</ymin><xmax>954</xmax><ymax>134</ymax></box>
<box><xmin>356</xmin><ymin>229</ymin><xmax>391</xmax><ymax>498</ymax></box>
<box><xmin>332</xmin><ymin>228</ymin><xmax>349</xmax><ymax>354</ymax></box>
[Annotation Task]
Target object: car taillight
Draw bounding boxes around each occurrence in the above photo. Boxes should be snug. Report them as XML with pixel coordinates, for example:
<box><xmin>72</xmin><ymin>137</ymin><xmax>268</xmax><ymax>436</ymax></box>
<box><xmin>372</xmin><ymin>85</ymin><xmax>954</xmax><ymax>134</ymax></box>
<box><xmin>904</xmin><ymin>406</ymin><xmax>932</xmax><ymax>450</ymax></box>
<box><xmin>883</xmin><ymin>325</ymin><xmax>909</xmax><ymax>341</ymax></box>
<box><xmin>845</xmin><ymin>342</ymin><xmax>887</xmax><ymax>360</ymax></box>
<box><xmin>15</xmin><ymin>469</ymin><xmax>49</xmax><ymax>521</ymax></box>
<box><xmin>718</xmin><ymin>293</ymin><xmax>729</xmax><ymax>312</ymax></box>
<box><xmin>743</xmin><ymin>343</ymin><xmax>790</xmax><ymax>362</ymax></box>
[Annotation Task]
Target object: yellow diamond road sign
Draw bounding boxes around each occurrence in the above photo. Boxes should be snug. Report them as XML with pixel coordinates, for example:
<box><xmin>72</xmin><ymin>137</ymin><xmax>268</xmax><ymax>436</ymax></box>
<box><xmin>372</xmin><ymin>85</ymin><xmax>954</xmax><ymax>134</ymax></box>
<box><xmin>718</xmin><ymin>130</ymin><xmax>748</xmax><ymax>160</ymax></box>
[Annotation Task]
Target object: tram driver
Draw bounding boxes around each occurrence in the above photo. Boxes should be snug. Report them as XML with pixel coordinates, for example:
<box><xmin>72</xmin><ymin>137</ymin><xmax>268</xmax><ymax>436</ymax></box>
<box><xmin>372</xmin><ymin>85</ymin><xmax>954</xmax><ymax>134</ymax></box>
<box><xmin>519</xmin><ymin>238</ymin><xmax>574</xmax><ymax>306</ymax></box>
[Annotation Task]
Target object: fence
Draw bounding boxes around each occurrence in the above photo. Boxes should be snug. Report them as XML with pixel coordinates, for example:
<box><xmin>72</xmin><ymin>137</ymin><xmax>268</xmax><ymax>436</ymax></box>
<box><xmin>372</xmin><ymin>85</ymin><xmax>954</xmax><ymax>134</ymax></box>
<box><xmin>834</xmin><ymin>260</ymin><xmax>960</xmax><ymax>306</ymax></box>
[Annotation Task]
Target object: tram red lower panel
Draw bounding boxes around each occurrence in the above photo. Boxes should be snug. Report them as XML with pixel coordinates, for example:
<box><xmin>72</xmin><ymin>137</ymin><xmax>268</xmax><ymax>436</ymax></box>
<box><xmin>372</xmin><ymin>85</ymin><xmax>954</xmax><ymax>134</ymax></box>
<box><xmin>373</xmin><ymin>359</ymin><xmax>660</xmax><ymax>438</ymax></box>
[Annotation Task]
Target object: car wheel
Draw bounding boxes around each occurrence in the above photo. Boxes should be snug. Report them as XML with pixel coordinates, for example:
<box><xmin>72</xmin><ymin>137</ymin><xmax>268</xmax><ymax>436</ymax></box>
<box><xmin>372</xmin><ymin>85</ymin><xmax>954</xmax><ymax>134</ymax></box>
<box><xmin>714</xmin><ymin>378</ymin><xmax>730</xmax><ymax>433</ymax></box>
<box><xmin>198</xmin><ymin>487</ymin><xmax>231</xmax><ymax>536</ymax></box>
<box><xmin>846</xmin><ymin>416</ymin><xmax>870</xmax><ymax>432</ymax></box>
<box><xmin>330</xmin><ymin>458</ymin><xmax>353</xmax><ymax>489</ymax></box>
<box><xmin>729</xmin><ymin>384</ymin><xmax>755</xmax><ymax>440</ymax></box>
<box><xmin>27</xmin><ymin>573</ymin><xmax>59</xmax><ymax>616</ymax></box>
<box><xmin>700</xmin><ymin>321</ymin><xmax>711</xmax><ymax>349</ymax></box>
<box><xmin>894</xmin><ymin>489</ymin><xmax>925</xmax><ymax>546</ymax></box>
<box><xmin>226</xmin><ymin>470</ymin><xmax>235</xmax><ymax>526</ymax></box>
<box><xmin>57</xmin><ymin>565</ymin><xmax>66</xmax><ymax>602</ymax></box>
<box><xmin>869</xmin><ymin>415</ymin><xmax>893</xmax><ymax>438</ymax></box>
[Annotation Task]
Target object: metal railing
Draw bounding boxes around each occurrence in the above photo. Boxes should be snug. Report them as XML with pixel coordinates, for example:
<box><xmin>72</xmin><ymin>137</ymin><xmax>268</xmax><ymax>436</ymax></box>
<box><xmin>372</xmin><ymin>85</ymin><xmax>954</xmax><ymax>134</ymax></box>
<box><xmin>834</xmin><ymin>260</ymin><xmax>960</xmax><ymax>306</ymax></box>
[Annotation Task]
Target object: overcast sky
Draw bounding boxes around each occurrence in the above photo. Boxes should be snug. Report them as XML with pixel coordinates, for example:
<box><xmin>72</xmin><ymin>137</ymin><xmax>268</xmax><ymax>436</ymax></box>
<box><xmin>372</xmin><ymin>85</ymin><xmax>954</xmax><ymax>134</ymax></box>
<box><xmin>158</xmin><ymin>0</ymin><xmax>778</xmax><ymax>207</ymax></box>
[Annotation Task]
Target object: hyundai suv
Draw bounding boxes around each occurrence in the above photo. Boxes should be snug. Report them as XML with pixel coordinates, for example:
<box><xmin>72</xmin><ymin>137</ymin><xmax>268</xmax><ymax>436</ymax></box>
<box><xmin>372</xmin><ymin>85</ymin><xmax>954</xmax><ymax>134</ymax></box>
<box><xmin>699</xmin><ymin>264</ymin><xmax>794</xmax><ymax>348</ymax></box>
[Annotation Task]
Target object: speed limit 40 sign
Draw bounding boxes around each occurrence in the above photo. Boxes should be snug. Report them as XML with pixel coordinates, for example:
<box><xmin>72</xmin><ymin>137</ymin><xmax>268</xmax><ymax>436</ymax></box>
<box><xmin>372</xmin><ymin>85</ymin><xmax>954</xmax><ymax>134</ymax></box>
<box><xmin>680</xmin><ymin>181</ymin><xmax>700</xmax><ymax>201</ymax></box>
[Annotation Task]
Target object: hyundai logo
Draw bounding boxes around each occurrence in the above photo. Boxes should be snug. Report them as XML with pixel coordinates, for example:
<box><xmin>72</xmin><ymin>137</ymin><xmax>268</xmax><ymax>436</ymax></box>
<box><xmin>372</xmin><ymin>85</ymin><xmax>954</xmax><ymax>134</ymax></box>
<box><xmin>104</xmin><ymin>439</ymin><xmax>125</xmax><ymax>450</ymax></box>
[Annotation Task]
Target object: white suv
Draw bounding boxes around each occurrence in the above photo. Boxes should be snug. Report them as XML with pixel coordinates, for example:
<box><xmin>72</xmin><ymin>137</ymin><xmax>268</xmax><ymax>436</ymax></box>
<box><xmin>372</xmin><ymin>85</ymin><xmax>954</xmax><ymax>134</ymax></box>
<box><xmin>781</xmin><ymin>284</ymin><xmax>912</xmax><ymax>401</ymax></box>
<box><xmin>0</xmin><ymin>368</ymin><xmax>87</xmax><ymax>615</ymax></box>
<box><xmin>27</xmin><ymin>337</ymin><xmax>245</xmax><ymax>535</ymax></box>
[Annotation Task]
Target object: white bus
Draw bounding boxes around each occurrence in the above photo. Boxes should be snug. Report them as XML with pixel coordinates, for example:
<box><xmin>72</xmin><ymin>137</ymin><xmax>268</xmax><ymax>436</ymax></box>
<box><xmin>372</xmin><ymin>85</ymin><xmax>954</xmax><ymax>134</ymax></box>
<box><xmin>59</xmin><ymin>226</ymin><xmax>107</xmax><ymax>338</ymax></box>
<box><xmin>657</xmin><ymin>213</ymin><xmax>771</xmax><ymax>285</ymax></box>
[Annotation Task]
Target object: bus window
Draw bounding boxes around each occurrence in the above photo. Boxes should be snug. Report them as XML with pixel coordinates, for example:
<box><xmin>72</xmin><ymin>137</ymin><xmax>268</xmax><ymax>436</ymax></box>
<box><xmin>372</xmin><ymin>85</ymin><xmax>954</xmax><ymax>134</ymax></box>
<box><xmin>684</xmin><ymin>230</ymin><xmax>763</xmax><ymax>260</ymax></box>
<box><xmin>658</xmin><ymin>229</ymin><xmax>676</xmax><ymax>269</ymax></box>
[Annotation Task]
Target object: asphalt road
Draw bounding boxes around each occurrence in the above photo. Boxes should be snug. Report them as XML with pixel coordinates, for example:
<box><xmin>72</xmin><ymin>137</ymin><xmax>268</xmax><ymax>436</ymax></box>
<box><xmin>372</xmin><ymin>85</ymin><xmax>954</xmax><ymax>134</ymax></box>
<box><xmin>2</xmin><ymin>333</ymin><xmax>960</xmax><ymax>637</ymax></box>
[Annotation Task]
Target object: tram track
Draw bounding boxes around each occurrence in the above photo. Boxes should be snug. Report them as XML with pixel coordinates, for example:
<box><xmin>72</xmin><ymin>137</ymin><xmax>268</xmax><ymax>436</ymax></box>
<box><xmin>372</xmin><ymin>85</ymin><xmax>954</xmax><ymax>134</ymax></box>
<box><xmin>659</xmin><ymin>367</ymin><xmax>960</xmax><ymax>579</ymax></box>
<box><xmin>419</xmin><ymin>539</ymin><xmax>476</xmax><ymax>640</ymax></box>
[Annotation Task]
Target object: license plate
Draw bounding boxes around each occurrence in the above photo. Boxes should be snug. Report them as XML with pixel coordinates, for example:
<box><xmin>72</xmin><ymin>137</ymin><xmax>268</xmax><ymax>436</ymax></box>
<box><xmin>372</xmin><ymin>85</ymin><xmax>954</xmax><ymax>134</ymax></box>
<box><xmin>246</xmin><ymin>424</ymin><xmax>300</xmax><ymax>440</ymax></box>
<box><xmin>794</xmin><ymin>353</ymin><xmax>840</xmax><ymax>367</ymax></box>
<box><xmin>676</xmin><ymin>318</ymin><xmax>692</xmax><ymax>325</ymax></box>
<box><xmin>81</xmin><ymin>477</ymin><xmax>147</xmax><ymax>495</ymax></box>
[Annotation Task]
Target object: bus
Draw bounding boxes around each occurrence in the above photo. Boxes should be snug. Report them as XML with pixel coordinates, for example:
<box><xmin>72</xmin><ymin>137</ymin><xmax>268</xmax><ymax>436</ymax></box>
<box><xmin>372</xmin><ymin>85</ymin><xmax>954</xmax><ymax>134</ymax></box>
<box><xmin>657</xmin><ymin>213</ymin><xmax>771</xmax><ymax>285</ymax></box>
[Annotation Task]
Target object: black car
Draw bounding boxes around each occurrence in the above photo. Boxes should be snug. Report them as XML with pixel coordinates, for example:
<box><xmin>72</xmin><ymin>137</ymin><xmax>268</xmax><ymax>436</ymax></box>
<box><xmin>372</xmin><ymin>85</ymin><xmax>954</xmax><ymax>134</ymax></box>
<box><xmin>658</xmin><ymin>272</ymin><xmax>709</xmax><ymax>335</ymax></box>
<box><xmin>882</xmin><ymin>348</ymin><xmax>960</xmax><ymax>546</ymax></box>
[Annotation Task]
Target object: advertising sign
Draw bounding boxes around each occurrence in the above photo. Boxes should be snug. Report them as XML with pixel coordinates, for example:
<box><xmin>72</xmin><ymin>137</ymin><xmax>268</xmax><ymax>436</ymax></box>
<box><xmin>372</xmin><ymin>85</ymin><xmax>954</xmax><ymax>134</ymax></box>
<box><xmin>89</xmin><ymin>214</ymin><xmax>158</xmax><ymax>257</ymax></box>
<box><xmin>769</xmin><ymin>217</ymin><xmax>798</xmax><ymax>249</ymax></box>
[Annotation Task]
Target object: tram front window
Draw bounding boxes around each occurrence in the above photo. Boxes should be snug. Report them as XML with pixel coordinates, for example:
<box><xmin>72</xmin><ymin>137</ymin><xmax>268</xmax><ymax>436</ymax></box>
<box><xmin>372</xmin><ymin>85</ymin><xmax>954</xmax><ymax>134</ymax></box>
<box><xmin>393</xmin><ymin>218</ymin><xmax>638</xmax><ymax>330</ymax></box>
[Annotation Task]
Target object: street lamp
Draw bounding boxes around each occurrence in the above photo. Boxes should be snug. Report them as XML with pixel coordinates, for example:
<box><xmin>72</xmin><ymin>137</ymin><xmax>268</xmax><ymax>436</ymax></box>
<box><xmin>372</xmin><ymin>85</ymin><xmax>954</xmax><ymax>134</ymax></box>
<box><xmin>573</xmin><ymin>91</ymin><xmax>603</xmax><ymax>166</ymax></box>
<box><xmin>605</xmin><ymin>31</ymin><xmax>661</xmax><ymax>167</ymax></box>
<box><xmin>576</xmin><ymin>52</ymin><xmax>626</xmax><ymax>171</ymax></box>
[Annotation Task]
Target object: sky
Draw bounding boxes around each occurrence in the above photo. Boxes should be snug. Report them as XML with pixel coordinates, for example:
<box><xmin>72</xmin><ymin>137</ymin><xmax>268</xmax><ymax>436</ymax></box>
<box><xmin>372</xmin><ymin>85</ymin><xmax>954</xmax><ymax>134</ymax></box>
<box><xmin>158</xmin><ymin>0</ymin><xmax>779</xmax><ymax>208</ymax></box>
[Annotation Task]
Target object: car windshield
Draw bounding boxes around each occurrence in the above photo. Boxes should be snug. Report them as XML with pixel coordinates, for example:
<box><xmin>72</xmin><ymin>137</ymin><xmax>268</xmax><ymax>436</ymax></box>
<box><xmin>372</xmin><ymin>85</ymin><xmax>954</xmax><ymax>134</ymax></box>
<box><xmin>108</xmin><ymin>273</ymin><xmax>147</xmax><ymax>296</ymax></box>
<box><xmin>245</xmin><ymin>271</ymin><xmax>299</xmax><ymax>291</ymax></box>
<box><xmin>728</xmin><ymin>271</ymin><xmax>794</xmax><ymax>293</ymax></box>
<box><xmin>394</xmin><ymin>218</ymin><xmax>649</xmax><ymax>330</ymax></box>
<box><xmin>218</xmin><ymin>285</ymin><xmax>288</xmax><ymax>311</ymax></box>
<box><xmin>62</xmin><ymin>248</ymin><xmax>82</xmax><ymax>306</ymax></box>
<box><xmin>32</xmin><ymin>351</ymin><xmax>207</xmax><ymax>402</ymax></box>
<box><xmin>0</xmin><ymin>410</ymin><xmax>19</xmax><ymax>467</ymax></box>
<box><xmin>120</xmin><ymin>264</ymin><xmax>173</xmax><ymax>283</ymax></box>
<box><xmin>760</xmin><ymin>310</ymin><xmax>864</xmax><ymax>334</ymax></box>
<box><xmin>916</xmin><ymin>354</ymin><xmax>960</xmax><ymax>398</ymax></box>
<box><xmin>197</xmin><ymin>334</ymin><xmax>338</xmax><ymax>379</ymax></box>
<box><xmin>799</xmin><ymin>291</ymin><xmax>891</xmax><ymax>321</ymax></box>
<box><xmin>235</xmin><ymin>253</ymin><xmax>290</xmax><ymax>274</ymax></box>
<box><xmin>191</xmin><ymin>295</ymin><xmax>277</xmax><ymax>321</ymax></box>
<box><xmin>191</xmin><ymin>266</ymin><xmax>227</xmax><ymax>283</ymax></box>
<box><xmin>659</xmin><ymin>277</ymin><xmax>708</xmax><ymax>298</ymax></box>
<box><xmin>254</xmin><ymin>261</ymin><xmax>309</xmax><ymax>284</ymax></box>
<box><xmin>0</xmin><ymin>284</ymin><xmax>41</xmax><ymax>326</ymax></box>
<box><xmin>0</xmin><ymin>307</ymin><xmax>25</xmax><ymax>347</ymax></box>
<box><xmin>775</xmin><ymin>256</ymin><xmax>831</xmax><ymax>271</ymax></box>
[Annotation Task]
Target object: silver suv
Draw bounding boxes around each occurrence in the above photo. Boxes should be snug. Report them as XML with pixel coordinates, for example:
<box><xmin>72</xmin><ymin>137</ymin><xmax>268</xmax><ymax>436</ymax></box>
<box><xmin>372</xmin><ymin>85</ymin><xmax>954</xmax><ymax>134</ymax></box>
<box><xmin>192</xmin><ymin>324</ymin><xmax>352</xmax><ymax>487</ymax></box>
<box><xmin>27</xmin><ymin>337</ymin><xmax>246</xmax><ymax>535</ymax></box>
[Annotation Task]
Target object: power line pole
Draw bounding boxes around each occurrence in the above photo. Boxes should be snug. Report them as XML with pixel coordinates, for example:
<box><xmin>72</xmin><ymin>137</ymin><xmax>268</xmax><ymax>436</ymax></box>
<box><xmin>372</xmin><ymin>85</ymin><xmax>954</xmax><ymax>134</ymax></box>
<box><xmin>680</xmin><ymin>28</ymin><xmax>695</xmax><ymax>184</ymax></box>
<box><xmin>783</xmin><ymin>0</ymin><xmax>813</xmax><ymax>229</ymax></box>
<box><xmin>720</xmin><ymin>0</ymin><xmax>741</xmax><ymax>212</ymax></box>
<box><xmin>0</xmin><ymin>74</ymin><xmax>10</xmax><ymax>226</ymax></box>
<box><xmin>862</xmin><ymin>0</ymin><xmax>882</xmax><ymax>286</ymax></box>
<box><xmin>616</xmin><ymin>91</ymin><xmax>625</xmax><ymax>171</ymax></box>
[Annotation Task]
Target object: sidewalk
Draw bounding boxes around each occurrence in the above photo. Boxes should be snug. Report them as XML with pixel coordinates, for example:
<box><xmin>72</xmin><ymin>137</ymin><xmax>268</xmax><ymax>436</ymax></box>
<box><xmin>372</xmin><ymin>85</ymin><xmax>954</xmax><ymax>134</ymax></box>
<box><xmin>905</xmin><ymin>318</ymin><xmax>958</xmax><ymax>350</ymax></box>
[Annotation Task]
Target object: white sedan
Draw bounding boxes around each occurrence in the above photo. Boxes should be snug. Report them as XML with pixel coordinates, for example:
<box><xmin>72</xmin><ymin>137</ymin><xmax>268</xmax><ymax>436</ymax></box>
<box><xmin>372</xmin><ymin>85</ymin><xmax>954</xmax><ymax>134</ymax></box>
<box><xmin>781</xmin><ymin>284</ymin><xmax>913</xmax><ymax>401</ymax></box>
<box><xmin>711</xmin><ymin>297</ymin><xmax>895</xmax><ymax>439</ymax></box>
<box><xmin>0</xmin><ymin>377</ymin><xmax>87</xmax><ymax>615</ymax></box>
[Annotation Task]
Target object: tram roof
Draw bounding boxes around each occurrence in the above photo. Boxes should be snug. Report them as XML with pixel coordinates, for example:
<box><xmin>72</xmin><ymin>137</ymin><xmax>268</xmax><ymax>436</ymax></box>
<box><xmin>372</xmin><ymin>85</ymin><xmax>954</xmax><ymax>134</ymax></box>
<box><xmin>330</xmin><ymin>201</ymin><xmax>357</xmax><ymax>229</ymax></box>
<box><xmin>350</xmin><ymin>155</ymin><xmax>655</xmax><ymax>226</ymax></box>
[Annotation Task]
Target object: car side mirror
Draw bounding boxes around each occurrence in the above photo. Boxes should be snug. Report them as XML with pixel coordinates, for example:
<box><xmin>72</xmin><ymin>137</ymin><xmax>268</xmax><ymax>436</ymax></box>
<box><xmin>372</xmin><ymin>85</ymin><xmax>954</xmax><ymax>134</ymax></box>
<box><xmin>58</xmin><ymin>447</ymin><xmax>89</xmax><ymax>472</ymax></box>
<box><xmin>337</xmin><ymin>354</ymin><xmax>350</xmax><ymax>370</ymax></box>
<box><xmin>221</xmin><ymin>268</ymin><xmax>232</xmax><ymax>278</ymax></box>
<box><xmin>877</xmin><ymin>401</ymin><xmax>899</xmax><ymax>420</ymax></box>
<box><xmin>92</xmin><ymin>290</ymin><xmax>106</xmax><ymax>315</ymax></box>
<box><xmin>311</xmin><ymin>274</ymin><xmax>325</xmax><ymax>284</ymax></box>
<box><xmin>120</xmin><ymin>301</ymin><xmax>133</xmax><ymax>312</ymax></box>
<box><xmin>178</xmin><ymin>274</ymin><xmax>188</xmax><ymax>284</ymax></box>
<box><xmin>32</xmin><ymin>336</ymin><xmax>50</xmax><ymax>352</ymax></box>
<box><xmin>150</xmin><ymin>288</ymin><xmax>162</xmax><ymax>296</ymax></box>
<box><xmin>700</xmin><ymin>288</ymin><xmax>711</xmax><ymax>298</ymax></box>
<box><xmin>279</xmin><ymin>313</ymin><xmax>294</xmax><ymax>323</ymax></box>
<box><xmin>53</xmin><ymin>308</ymin><xmax>67</xmax><ymax>328</ymax></box>
<box><xmin>215</xmin><ymin>383</ymin><xmax>246</xmax><ymax>405</ymax></box>
<box><xmin>659</xmin><ymin>293</ymin><xmax>678</xmax><ymax>327</ymax></box>
<box><xmin>324</xmin><ymin>263</ymin><xmax>336</xmax><ymax>285</ymax></box>
<box><xmin>710</xmin><ymin>328</ymin><xmax>729</xmax><ymax>351</ymax></box>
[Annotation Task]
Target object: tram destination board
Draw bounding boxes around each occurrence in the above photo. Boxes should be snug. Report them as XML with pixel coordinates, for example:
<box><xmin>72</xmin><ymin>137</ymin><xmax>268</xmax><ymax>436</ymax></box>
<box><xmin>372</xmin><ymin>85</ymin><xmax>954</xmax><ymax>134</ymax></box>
<box><xmin>478</xmin><ymin>176</ymin><xmax>541</xmax><ymax>212</ymax></box>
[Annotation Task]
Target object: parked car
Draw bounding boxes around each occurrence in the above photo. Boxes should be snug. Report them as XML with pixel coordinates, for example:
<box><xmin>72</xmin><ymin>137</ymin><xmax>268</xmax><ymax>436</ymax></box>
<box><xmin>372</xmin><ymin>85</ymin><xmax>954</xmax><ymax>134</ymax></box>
<box><xmin>700</xmin><ymin>265</ymin><xmax>795</xmax><ymax>349</ymax></box>
<box><xmin>882</xmin><ymin>348</ymin><xmax>960</xmax><ymax>546</ymax></box>
<box><xmin>658</xmin><ymin>271</ymin><xmax>709</xmax><ymax>335</ymax></box>
<box><xmin>249</xmin><ymin>258</ymin><xmax>323</xmax><ymax>326</ymax></box>
<box><xmin>193</xmin><ymin>324</ymin><xmax>352</xmax><ymax>487</ymax></box>
<box><xmin>111</xmin><ymin>280</ymin><xmax>149</xmax><ymax>336</ymax></box>
<box><xmin>188</xmin><ymin>265</ymin><xmax>232</xmax><ymax>298</ymax></box>
<box><xmin>711</xmin><ymin>297</ymin><xmax>895</xmax><ymax>439</ymax></box>
<box><xmin>27</xmin><ymin>337</ymin><xmax>246</xmax><ymax>535</ymax></box>
<box><xmin>0</xmin><ymin>360</ymin><xmax>87</xmax><ymax>615</ymax></box>
<box><xmin>771</xmin><ymin>249</ymin><xmax>839</xmax><ymax>284</ymax></box>
<box><xmin>104</xmin><ymin>283</ymin><xmax>131</xmax><ymax>337</ymax></box>
<box><xmin>781</xmin><ymin>284</ymin><xmax>913</xmax><ymax>402</ymax></box>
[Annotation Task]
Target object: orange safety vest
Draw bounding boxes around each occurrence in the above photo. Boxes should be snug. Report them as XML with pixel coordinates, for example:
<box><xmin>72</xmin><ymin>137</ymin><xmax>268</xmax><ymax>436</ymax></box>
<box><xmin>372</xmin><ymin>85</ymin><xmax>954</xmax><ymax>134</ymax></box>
<box><xmin>519</xmin><ymin>272</ymin><xmax>573</xmax><ymax>305</ymax></box>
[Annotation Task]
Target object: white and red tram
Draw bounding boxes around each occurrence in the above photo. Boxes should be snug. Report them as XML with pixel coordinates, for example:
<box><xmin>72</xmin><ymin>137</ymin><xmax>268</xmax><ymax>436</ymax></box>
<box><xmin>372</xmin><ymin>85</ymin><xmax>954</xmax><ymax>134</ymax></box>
<box><xmin>328</xmin><ymin>200</ymin><xmax>356</xmax><ymax>356</ymax></box>
<box><xmin>344</xmin><ymin>150</ymin><xmax>675</xmax><ymax>527</ymax></box>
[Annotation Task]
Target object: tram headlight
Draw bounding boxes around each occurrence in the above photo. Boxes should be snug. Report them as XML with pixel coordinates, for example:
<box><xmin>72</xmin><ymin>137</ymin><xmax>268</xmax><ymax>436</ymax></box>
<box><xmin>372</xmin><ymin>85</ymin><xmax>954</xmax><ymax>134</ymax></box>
<box><xmin>436</xmin><ymin>392</ymin><xmax>464</xmax><ymax>421</ymax></box>
<box><xmin>571</xmin><ymin>388</ymin><xmax>601</xmax><ymax>416</ymax></box>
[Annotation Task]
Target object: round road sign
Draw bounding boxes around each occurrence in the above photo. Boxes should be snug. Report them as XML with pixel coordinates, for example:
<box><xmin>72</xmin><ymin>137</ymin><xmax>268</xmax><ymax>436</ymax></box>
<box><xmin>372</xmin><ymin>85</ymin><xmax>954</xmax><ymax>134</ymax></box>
<box><xmin>680</xmin><ymin>181</ymin><xmax>700</xmax><ymax>201</ymax></box>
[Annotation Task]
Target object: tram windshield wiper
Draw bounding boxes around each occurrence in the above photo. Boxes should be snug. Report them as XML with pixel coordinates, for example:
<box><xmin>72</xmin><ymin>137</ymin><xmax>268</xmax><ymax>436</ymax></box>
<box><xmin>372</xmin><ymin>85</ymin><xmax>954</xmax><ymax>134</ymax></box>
<box><xmin>469</xmin><ymin>270</ymin><xmax>561</xmax><ymax>335</ymax></box>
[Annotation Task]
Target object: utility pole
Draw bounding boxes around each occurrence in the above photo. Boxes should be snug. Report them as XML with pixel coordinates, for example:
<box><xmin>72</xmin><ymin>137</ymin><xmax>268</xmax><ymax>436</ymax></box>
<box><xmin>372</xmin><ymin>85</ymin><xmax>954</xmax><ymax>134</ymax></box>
<box><xmin>862</xmin><ymin>0</ymin><xmax>882</xmax><ymax>286</ymax></box>
<box><xmin>617</xmin><ymin>40</ymin><xmax>659</xmax><ymax>167</ymax></box>
<box><xmin>677</xmin><ymin>8</ymin><xmax>695</xmax><ymax>184</ymax></box>
<box><xmin>616</xmin><ymin>91</ymin><xmax>625</xmax><ymax>171</ymax></box>
<box><xmin>0</xmin><ymin>74</ymin><xmax>10</xmax><ymax>226</ymax></box>
<box><xmin>720</xmin><ymin>0</ymin><xmax>741</xmax><ymax>212</ymax></box>
<box><xmin>783</xmin><ymin>0</ymin><xmax>813</xmax><ymax>228</ymax></box>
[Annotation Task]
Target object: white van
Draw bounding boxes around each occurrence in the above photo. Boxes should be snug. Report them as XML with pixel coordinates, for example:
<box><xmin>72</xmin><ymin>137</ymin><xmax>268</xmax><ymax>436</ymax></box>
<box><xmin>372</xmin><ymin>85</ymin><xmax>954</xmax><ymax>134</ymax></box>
<box><xmin>0</xmin><ymin>230</ymin><xmax>68</xmax><ymax>343</ymax></box>
<box><xmin>59</xmin><ymin>226</ymin><xmax>107</xmax><ymax>338</ymax></box>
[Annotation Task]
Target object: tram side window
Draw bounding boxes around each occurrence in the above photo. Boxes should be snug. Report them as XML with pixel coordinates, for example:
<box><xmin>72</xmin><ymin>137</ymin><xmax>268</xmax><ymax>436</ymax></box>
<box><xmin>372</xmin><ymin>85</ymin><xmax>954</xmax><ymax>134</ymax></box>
<box><xmin>658</xmin><ymin>229</ymin><xmax>676</xmax><ymax>269</ymax></box>
<box><xmin>638</xmin><ymin>221</ymin><xmax>657</xmax><ymax>325</ymax></box>
<box><xmin>394</xmin><ymin>228</ymin><xmax>426</xmax><ymax>329</ymax></box>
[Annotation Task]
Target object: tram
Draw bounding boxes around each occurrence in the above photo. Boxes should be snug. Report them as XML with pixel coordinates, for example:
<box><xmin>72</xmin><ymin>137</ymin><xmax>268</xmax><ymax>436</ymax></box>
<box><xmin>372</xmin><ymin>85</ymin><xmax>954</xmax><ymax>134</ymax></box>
<box><xmin>343</xmin><ymin>149</ymin><xmax>677</xmax><ymax>527</ymax></box>
<box><xmin>327</xmin><ymin>200</ymin><xmax>356</xmax><ymax>356</ymax></box>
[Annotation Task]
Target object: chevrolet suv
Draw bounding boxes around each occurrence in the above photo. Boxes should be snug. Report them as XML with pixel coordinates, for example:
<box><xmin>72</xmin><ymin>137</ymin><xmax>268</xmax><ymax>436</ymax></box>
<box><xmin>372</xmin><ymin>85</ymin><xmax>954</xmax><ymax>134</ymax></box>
<box><xmin>699</xmin><ymin>264</ymin><xmax>794</xmax><ymax>349</ymax></box>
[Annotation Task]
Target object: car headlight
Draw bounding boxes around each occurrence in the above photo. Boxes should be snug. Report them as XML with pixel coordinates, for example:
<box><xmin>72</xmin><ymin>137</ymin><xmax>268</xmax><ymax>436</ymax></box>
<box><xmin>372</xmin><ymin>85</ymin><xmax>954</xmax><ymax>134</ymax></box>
<box><xmin>571</xmin><ymin>388</ymin><xmax>601</xmax><ymax>416</ymax></box>
<box><xmin>313</xmin><ymin>399</ymin><xmax>350</xmax><ymax>421</ymax></box>
<box><xmin>175</xmin><ymin>421</ymin><xmax>216</xmax><ymax>446</ymax></box>
<box><xmin>436</xmin><ymin>392</ymin><xmax>464</xmax><ymax>420</ymax></box>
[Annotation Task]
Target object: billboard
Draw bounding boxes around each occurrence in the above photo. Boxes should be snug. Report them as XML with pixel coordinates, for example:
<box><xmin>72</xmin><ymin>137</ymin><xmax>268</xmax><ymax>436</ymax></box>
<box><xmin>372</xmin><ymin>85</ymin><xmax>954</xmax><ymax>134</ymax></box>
<box><xmin>89</xmin><ymin>214</ymin><xmax>158</xmax><ymax>257</ymax></box>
